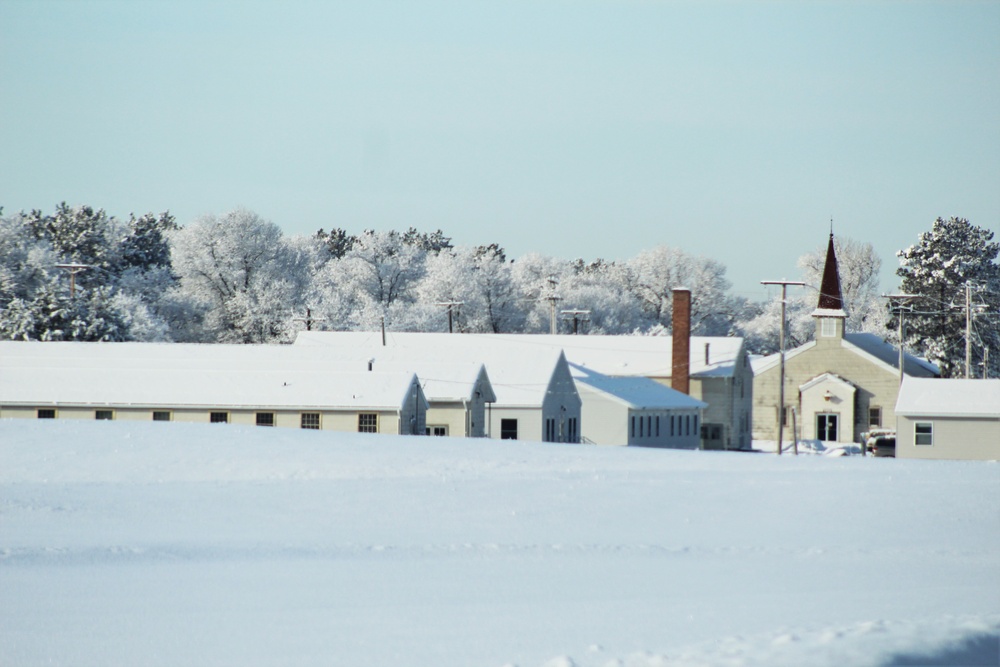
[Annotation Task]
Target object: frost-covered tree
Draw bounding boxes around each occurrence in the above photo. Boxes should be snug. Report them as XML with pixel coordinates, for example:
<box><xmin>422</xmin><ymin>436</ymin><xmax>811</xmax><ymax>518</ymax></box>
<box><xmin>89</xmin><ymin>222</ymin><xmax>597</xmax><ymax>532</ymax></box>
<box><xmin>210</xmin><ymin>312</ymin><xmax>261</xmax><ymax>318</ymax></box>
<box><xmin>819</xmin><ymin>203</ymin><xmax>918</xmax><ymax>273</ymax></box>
<box><xmin>417</xmin><ymin>245</ymin><xmax>522</xmax><ymax>333</ymax></box>
<box><xmin>171</xmin><ymin>209</ymin><xmax>309</xmax><ymax>343</ymax></box>
<box><xmin>1</xmin><ymin>205</ymin><xmax>179</xmax><ymax>341</ymax></box>
<box><xmin>322</xmin><ymin>229</ymin><xmax>428</xmax><ymax>331</ymax></box>
<box><xmin>894</xmin><ymin>217</ymin><xmax>1000</xmax><ymax>378</ymax></box>
<box><xmin>623</xmin><ymin>245</ymin><xmax>736</xmax><ymax>335</ymax></box>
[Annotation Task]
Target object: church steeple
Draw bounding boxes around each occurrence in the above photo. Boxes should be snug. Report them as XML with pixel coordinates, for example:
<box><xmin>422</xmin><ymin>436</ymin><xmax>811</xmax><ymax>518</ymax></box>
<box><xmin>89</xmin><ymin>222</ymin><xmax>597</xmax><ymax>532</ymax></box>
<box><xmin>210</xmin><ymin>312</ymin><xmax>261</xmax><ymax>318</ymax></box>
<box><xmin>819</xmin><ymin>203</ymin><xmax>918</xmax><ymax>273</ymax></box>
<box><xmin>812</xmin><ymin>231</ymin><xmax>847</xmax><ymax>339</ymax></box>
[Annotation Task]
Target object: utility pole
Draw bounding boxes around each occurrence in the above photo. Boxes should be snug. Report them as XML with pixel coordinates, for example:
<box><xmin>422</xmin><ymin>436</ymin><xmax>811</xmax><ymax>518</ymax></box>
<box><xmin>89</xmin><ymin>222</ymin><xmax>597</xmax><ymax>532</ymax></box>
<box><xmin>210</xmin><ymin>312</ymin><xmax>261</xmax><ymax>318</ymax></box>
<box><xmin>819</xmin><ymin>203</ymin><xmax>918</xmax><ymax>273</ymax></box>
<box><xmin>435</xmin><ymin>301</ymin><xmax>463</xmax><ymax>333</ymax></box>
<box><xmin>761</xmin><ymin>280</ymin><xmax>805</xmax><ymax>455</ymax></box>
<box><xmin>293</xmin><ymin>307</ymin><xmax>325</xmax><ymax>332</ymax></box>
<box><xmin>883</xmin><ymin>294</ymin><xmax>919</xmax><ymax>386</ymax></box>
<box><xmin>560</xmin><ymin>309</ymin><xmax>591</xmax><ymax>334</ymax></box>
<box><xmin>965</xmin><ymin>282</ymin><xmax>973</xmax><ymax>379</ymax></box>
<box><xmin>545</xmin><ymin>275</ymin><xmax>562</xmax><ymax>335</ymax></box>
<box><xmin>55</xmin><ymin>263</ymin><xmax>91</xmax><ymax>298</ymax></box>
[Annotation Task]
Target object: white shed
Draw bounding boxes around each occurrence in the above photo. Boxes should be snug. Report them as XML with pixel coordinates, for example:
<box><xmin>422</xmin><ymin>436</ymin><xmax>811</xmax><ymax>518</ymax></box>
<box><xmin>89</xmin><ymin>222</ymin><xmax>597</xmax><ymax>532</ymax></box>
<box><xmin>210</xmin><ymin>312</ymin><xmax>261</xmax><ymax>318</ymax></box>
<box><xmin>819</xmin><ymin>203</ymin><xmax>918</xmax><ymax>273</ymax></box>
<box><xmin>571</xmin><ymin>365</ymin><xmax>707</xmax><ymax>448</ymax></box>
<box><xmin>895</xmin><ymin>377</ymin><xmax>1000</xmax><ymax>461</ymax></box>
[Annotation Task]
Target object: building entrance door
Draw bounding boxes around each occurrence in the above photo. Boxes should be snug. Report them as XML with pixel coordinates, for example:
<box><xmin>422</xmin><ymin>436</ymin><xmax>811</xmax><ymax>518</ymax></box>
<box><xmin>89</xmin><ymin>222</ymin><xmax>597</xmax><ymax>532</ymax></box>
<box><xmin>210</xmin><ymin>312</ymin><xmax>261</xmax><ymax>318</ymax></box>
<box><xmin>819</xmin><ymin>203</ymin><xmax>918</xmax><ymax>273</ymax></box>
<box><xmin>816</xmin><ymin>413</ymin><xmax>838</xmax><ymax>442</ymax></box>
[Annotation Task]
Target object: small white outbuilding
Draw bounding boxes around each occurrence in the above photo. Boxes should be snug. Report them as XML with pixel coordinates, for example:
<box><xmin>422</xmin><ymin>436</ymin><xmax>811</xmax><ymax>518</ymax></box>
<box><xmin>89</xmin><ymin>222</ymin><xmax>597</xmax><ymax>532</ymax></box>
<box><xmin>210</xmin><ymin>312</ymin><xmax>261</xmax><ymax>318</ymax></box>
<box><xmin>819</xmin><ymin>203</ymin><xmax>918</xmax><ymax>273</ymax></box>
<box><xmin>895</xmin><ymin>377</ymin><xmax>1000</xmax><ymax>461</ymax></box>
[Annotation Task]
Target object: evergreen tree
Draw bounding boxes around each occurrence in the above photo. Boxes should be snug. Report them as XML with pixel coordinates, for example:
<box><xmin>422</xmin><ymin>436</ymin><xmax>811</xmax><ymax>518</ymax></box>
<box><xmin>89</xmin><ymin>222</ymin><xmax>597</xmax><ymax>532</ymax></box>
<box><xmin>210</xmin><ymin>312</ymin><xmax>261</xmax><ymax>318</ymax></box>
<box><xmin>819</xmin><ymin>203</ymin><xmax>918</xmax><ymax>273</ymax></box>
<box><xmin>895</xmin><ymin>217</ymin><xmax>1000</xmax><ymax>378</ymax></box>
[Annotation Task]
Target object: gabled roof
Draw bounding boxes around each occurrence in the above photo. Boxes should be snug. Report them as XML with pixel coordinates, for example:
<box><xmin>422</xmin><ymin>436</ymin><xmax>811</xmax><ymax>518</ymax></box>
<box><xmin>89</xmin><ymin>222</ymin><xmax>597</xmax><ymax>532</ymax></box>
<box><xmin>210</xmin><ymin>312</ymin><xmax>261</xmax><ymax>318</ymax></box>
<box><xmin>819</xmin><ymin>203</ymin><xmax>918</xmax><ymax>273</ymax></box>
<box><xmin>570</xmin><ymin>364</ymin><xmax>707</xmax><ymax>410</ymax></box>
<box><xmin>843</xmin><ymin>333</ymin><xmax>939</xmax><ymax>376</ymax></box>
<box><xmin>0</xmin><ymin>341</ymin><xmax>425</xmax><ymax>411</ymax></box>
<box><xmin>294</xmin><ymin>331</ymin><xmax>565</xmax><ymax>407</ymax></box>
<box><xmin>897</xmin><ymin>377</ymin><xmax>1000</xmax><ymax>418</ymax></box>
<box><xmin>751</xmin><ymin>335</ymin><xmax>939</xmax><ymax>378</ymax></box>
<box><xmin>799</xmin><ymin>372</ymin><xmax>856</xmax><ymax>393</ymax></box>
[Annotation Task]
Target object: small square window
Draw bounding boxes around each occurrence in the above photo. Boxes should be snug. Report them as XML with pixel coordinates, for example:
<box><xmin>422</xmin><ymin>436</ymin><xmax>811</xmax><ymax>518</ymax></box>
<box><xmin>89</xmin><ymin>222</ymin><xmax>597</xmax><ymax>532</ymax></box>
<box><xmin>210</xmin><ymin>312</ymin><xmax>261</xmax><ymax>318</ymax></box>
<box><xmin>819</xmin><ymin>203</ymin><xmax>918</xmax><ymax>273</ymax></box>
<box><xmin>358</xmin><ymin>413</ymin><xmax>378</xmax><ymax>433</ymax></box>
<box><xmin>256</xmin><ymin>412</ymin><xmax>275</xmax><ymax>427</ymax></box>
<box><xmin>37</xmin><ymin>408</ymin><xmax>56</xmax><ymax>419</ymax></box>
<box><xmin>915</xmin><ymin>422</ymin><xmax>933</xmax><ymax>446</ymax></box>
<box><xmin>210</xmin><ymin>412</ymin><xmax>228</xmax><ymax>424</ymax></box>
<box><xmin>301</xmin><ymin>413</ymin><xmax>320</xmax><ymax>430</ymax></box>
<box><xmin>95</xmin><ymin>410</ymin><xmax>114</xmax><ymax>421</ymax></box>
<box><xmin>500</xmin><ymin>419</ymin><xmax>518</xmax><ymax>440</ymax></box>
<box><xmin>153</xmin><ymin>411</ymin><xmax>171</xmax><ymax>422</ymax></box>
<box><xmin>426</xmin><ymin>425</ymin><xmax>448</xmax><ymax>436</ymax></box>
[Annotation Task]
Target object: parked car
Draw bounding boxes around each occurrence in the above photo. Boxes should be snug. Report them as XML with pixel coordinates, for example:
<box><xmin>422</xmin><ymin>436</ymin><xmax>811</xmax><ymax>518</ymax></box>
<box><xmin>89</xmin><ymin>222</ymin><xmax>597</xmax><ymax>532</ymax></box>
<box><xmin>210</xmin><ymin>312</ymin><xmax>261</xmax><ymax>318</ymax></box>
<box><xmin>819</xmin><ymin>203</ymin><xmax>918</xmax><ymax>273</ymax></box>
<box><xmin>865</xmin><ymin>430</ymin><xmax>896</xmax><ymax>457</ymax></box>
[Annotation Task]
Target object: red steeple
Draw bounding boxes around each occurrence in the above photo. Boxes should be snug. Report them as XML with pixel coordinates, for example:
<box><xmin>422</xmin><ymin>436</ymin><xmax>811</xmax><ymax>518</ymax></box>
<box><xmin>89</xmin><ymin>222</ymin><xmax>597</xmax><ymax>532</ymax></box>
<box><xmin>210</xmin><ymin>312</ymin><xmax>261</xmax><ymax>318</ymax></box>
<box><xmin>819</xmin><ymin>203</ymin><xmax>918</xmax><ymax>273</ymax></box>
<box><xmin>816</xmin><ymin>232</ymin><xmax>844</xmax><ymax>312</ymax></box>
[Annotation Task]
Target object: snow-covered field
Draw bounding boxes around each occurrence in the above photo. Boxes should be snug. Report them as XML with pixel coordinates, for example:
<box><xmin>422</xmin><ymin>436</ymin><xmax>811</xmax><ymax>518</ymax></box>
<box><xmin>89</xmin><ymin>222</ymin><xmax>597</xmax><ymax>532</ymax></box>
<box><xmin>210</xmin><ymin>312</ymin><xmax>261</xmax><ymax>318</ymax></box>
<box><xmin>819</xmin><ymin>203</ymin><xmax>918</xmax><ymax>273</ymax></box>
<box><xmin>1</xmin><ymin>420</ymin><xmax>998</xmax><ymax>667</ymax></box>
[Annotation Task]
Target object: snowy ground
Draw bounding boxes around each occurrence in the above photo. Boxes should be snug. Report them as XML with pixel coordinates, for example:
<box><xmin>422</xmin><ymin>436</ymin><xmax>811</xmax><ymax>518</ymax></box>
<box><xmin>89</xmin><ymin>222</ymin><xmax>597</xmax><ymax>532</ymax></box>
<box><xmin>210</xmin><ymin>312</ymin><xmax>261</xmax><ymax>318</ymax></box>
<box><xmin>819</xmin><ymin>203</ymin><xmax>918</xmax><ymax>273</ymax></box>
<box><xmin>1</xmin><ymin>420</ymin><xmax>998</xmax><ymax>667</ymax></box>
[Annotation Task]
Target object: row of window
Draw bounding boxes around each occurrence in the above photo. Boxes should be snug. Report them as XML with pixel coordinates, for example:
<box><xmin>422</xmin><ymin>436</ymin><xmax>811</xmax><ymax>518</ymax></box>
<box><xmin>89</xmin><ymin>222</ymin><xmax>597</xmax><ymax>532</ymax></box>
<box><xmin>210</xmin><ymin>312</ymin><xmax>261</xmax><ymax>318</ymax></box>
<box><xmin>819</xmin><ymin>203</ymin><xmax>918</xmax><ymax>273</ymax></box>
<box><xmin>34</xmin><ymin>409</ymin><xmax>378</xmax><ymax>432</ymax></box>
<box><xmin>542</xmin><ymin>416</ymin><xmax>580</xmax><ymax>443</ymax></box>
<box><xmin>631</xmin><ymin>413</ymin><xmax>697</xmax><ymax>440</ymax></box>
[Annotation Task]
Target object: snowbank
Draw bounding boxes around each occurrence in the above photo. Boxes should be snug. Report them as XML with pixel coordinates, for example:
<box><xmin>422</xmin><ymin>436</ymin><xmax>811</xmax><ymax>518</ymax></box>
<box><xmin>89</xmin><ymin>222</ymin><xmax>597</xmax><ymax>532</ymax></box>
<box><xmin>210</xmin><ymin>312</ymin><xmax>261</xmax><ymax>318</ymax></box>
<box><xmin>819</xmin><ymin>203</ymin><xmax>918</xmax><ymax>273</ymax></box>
<box><xmin>1</xmin><ymin>420</ymin><xmax>997</xmax><ymax>666</ymax></box>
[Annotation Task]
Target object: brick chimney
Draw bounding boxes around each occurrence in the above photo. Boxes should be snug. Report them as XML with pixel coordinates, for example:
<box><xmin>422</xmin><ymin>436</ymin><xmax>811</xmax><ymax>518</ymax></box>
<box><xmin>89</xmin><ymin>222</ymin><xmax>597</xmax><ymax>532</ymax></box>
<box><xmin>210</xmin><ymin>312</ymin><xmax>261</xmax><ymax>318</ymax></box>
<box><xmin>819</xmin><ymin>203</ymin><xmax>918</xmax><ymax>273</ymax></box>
<box><xmin>672</xmin><ymin>288</ymin><xmax>691</xmax><ymax>395</ymax></box>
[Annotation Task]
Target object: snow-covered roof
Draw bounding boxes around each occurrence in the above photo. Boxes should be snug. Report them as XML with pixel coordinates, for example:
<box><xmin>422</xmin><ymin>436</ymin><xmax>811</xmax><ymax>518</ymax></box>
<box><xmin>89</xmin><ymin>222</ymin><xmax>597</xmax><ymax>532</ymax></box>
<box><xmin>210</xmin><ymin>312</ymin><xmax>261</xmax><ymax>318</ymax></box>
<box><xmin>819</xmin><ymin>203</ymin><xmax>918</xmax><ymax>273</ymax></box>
<box><xmin>570</xmin><ymin>364</ymin><xmax>707</xmax><ymax>410</ymax></box>
<box><xmin>474</xmin><ymin>333</ymin><xmax>745</xmax><ymax>379</ymax></box>
<box><xmin>896</xmin><ymin>377</ymin><xmax>1000</xmax><ymax>418</ymax></box>
<box><xmin>294</xmin><ymin>331</ymin><xmax>565</xmax><ymax>407</ymax></box>
<box><xmin>0</xmin><ymin>341</ymin><xmax>424</xmax><ymax>411</ymax></box>
<box><xmin>843</xmin><ymin>333</ymin><xmax>939</xmax><ymax>376</ymax></box>
<box><xmin>751</xmin><ymin>334</ymin><xmax>939</xmax><ymax>378</ymax></box>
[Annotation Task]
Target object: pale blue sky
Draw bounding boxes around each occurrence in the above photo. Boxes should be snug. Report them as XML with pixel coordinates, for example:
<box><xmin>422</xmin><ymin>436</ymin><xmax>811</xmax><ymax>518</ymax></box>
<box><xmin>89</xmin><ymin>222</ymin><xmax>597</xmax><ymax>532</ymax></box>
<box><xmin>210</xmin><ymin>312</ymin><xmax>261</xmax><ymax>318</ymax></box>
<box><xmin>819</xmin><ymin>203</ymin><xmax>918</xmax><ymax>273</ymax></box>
<box><xmin>2</xmin><ymin>0</ymin><xmax>998</xmax><ymax>298</ymax></box>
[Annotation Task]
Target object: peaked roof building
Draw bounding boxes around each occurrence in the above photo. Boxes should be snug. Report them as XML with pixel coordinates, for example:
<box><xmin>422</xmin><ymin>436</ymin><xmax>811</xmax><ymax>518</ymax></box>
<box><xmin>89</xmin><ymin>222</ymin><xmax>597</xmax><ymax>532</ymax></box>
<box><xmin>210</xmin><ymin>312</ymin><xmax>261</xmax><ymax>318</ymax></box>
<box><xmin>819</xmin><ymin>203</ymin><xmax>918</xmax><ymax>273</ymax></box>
<box><xmin>752</xmin><ymin>232</ymin><xmax>938</xmax><ymax>447</ymax></box>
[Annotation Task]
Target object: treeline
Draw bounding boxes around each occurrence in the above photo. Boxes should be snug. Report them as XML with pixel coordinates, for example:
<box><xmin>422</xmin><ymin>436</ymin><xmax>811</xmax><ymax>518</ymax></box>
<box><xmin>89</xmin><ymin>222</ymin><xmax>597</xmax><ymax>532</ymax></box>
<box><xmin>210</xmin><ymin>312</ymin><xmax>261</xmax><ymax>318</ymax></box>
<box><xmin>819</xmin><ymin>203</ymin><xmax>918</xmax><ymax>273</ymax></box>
<box><xmin>1</xmin><ymin>205</ymin><xmax>997</xmax><ymax>376</ymax></box>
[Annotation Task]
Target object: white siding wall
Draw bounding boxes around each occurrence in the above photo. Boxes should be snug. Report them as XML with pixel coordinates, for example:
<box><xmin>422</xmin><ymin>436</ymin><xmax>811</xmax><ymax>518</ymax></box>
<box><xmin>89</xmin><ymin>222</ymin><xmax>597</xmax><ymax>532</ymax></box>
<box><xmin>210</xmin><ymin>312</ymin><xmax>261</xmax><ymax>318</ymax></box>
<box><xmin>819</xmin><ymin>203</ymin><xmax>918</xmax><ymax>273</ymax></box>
<box><xmin>897</xmin><ymin>415</ymin><xmax>1000</xmax><ymax>461</ymax></box>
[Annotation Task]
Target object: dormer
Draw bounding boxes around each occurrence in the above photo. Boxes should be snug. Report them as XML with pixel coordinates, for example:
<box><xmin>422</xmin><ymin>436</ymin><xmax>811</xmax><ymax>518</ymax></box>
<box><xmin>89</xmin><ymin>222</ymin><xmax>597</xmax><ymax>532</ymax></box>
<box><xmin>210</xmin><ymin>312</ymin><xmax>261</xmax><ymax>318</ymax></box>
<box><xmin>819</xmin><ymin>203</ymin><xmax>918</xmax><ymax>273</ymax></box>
<box><xmin>812</xmin><ymin>232</ymin><xmax>847</xmax><ymax>342</ymax></box>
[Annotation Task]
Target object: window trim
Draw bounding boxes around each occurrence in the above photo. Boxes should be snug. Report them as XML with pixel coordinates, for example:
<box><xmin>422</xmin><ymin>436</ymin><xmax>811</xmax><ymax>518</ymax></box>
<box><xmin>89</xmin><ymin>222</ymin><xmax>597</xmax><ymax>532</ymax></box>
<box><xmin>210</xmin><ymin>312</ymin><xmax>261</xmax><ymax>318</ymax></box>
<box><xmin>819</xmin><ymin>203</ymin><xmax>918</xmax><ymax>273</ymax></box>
<box><xmin>915</xmin><ymin>422</ymin><xmax>933</xmax><ymax>446</ymax></box>
<box><xmin>300</xmin><ymin>412</ymin><xmax>320</xmax><ymax>430</ymax></box>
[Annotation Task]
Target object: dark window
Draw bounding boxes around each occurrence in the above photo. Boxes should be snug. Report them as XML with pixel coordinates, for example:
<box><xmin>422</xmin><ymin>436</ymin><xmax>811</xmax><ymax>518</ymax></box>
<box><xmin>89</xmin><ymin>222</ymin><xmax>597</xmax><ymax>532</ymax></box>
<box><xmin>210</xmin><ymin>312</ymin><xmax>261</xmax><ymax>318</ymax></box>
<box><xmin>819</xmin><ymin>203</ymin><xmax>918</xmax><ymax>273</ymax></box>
<box><xmin>568</xmin><ymin>417</ymin><xmax>578</xmax><ymax>443</ymax></box>
<box><xmin>544</xmin><ymin>418</ymin><xmax>556</xmax><ymax>442</ymax></box>
<box><xmin>152</xmin><ymin>411</ymin><xmax>171</xmax><ymax>422</ymax></box>
<box><xmin>656</xmin><ymin>416</ymin><xmax>660</xmax><ymax>437</ymax></box>
<box><xmin>694</xmin><ymin>415</ymin><xmax>699</xmax><ymax>433</ymax></box>
<box><xmin>301</xmin><ymin>413</ymin><xmax>320</xmax><ymax>430</ymax></box>
<box><xmin>37</xmin><ymin>408</ymin><xmax>55</xmax><ymax>419</ymax></box>
<box><xmin>95</xmin><ymin>410</ymin><xmax>113</xmax><ymax>420</ymax></box>
<box><xmin>868</xmin><ymin>407</ymin><xmax>882</xmax><ymax>428</ymax></box>
<box><xmin>358</xmin><ymin>413</ymin><xmax>378</xmax><ymax>433</ymax></box>
<box><xmin>670</xmin><ymin>415</ymin><xmax>675</xmax><ymax>437</ymax></box>
<box><xmin>631</xmin><ymin>416</ymin><xmax>636</xmax><ymax>438</ymax></box>
<box><xmin>256</xmin><ymin>412</ymin><xmax>275</xmax><ymax>427</ymax></box>
<box><xmin>500</xmin><ymin>418</ymin><xmax>518</xmax><ymax>440</ymax></box>
<box><xmin>210</xmin><ymin>412</ymin><xmax>228</xmax><ymax>424</ymax></box>
<box><xmin>915</xmin><ymin>422</ymin><xmax>933</xmax><ymax>446</ymax></box>
<box><xmin>426</xmin><ymin>425</ymin><xmax>447</xmax><ymax>436</ymax></box>
<box><xmin>647</xmin><ymin>415</ymin><xmax>652</xmax><ymax>437</ymax></box>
